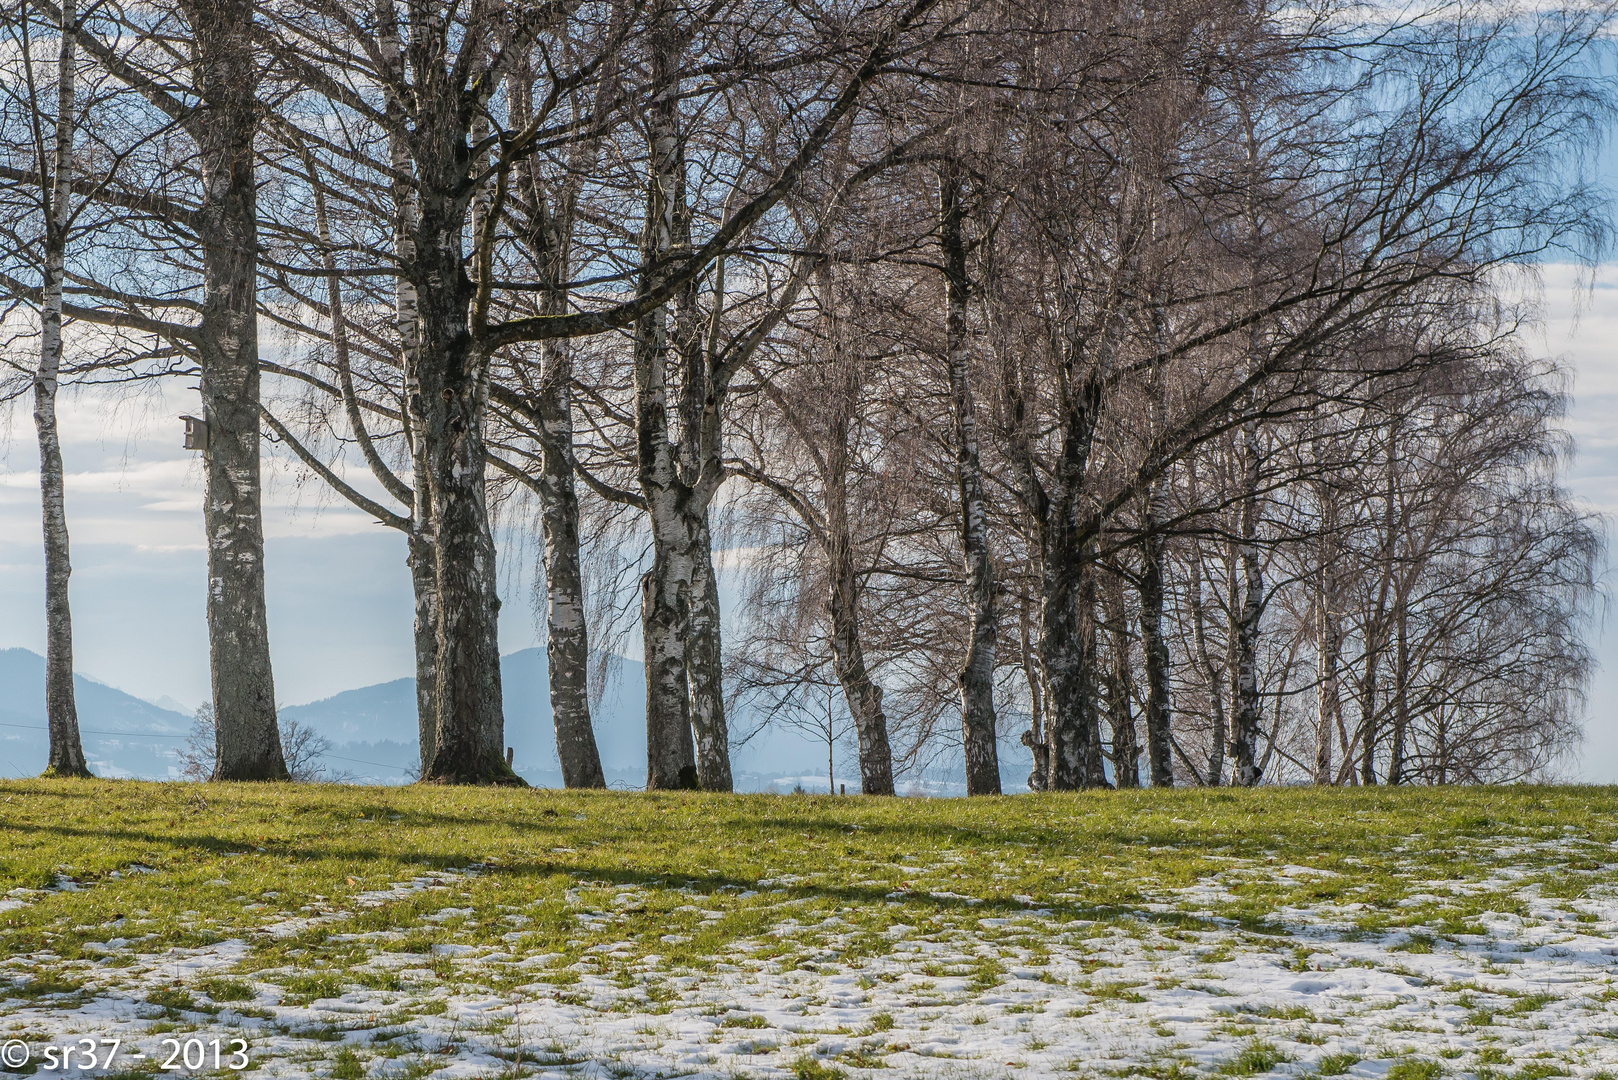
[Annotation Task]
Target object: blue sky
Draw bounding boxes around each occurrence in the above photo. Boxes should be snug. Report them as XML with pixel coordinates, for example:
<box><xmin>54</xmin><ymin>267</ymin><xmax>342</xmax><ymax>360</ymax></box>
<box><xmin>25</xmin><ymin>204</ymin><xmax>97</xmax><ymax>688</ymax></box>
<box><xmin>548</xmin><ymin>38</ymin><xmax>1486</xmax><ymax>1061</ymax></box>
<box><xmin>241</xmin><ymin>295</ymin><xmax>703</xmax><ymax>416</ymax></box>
<box><xmin>1</xmin><ymin>264</ymin><xmax>1616</xmax><ymax>780</ymax></box>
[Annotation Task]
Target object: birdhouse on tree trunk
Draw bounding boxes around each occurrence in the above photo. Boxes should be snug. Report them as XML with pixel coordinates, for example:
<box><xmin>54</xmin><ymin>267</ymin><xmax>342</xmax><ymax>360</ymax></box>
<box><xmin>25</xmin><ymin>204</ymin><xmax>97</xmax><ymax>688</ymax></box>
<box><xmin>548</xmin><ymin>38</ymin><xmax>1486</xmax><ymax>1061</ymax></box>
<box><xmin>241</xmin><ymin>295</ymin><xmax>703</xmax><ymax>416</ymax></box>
<box><xmin>180</xmin><ymin>414</ymin><xmax>209</xmax><ymax>452</ymax></box>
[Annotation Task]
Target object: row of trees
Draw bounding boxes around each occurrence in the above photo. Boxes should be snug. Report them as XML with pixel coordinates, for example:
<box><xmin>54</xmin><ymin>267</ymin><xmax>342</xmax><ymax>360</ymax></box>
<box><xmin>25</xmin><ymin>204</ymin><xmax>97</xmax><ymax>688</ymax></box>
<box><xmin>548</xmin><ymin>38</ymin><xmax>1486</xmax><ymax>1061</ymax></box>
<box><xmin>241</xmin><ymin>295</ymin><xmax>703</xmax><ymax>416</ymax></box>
<box><xmin>0</xmin><ymin>0</ymin><xmax>1606</xmax><ymax>790</ymax></box>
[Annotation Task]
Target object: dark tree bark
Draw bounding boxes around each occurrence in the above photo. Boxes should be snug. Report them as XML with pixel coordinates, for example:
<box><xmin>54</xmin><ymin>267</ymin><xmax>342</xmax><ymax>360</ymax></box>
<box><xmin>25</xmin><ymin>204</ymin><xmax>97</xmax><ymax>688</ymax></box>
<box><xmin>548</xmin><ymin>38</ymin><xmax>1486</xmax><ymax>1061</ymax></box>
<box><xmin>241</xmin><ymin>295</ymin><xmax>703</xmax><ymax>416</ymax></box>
<box><xmin>1188</xmin><ymin>535</ymin><xmax>1226</xmax><ymax>785</ymax></box>
<box><xmin>1079</xmin><ymin>561</ymin><xmax>1108</xmax><ymax>786</ymax></box>
<box><xmin>940</xmin><ymin>163</ymin><xmax>1000</xmax><ymax>796</ymax></box>
<box><xmin>412</xmin><ymin>147</ymin><xmax>511</xmax><ymax>784</ymax></box>
<box><xmin>1229</xmin><ymin>423</ymin><xmax>1265</xmax><ymax>787</ymax></box>
<box><xmin>385</xmin><ymin>6</ymin><xmax>516</xmax><ymax>786</ymax></box>
<box><xmin>180</xmin><ymin>0</ymin><xmax>287</xmax><ymax>781</ymax></box>
<box><xmin>1314</xmin><ymin>579</ymin><xmax>1342</xmax><ymax>785</ymax></box>
<box><xmin>1313</xmin><ymin>488</ymin><xmax>1342</xmax><ymax>785</ymax></box>
<box><xmin>1102</xmin><ymin>575</ymin><xmax>1139</xmax><ymax>787</ymax></box>
<box><xmin>1138</xmin><ymin>514</ymin><xmax>1173</xmax><ymax>787</ymax></box>
<box><xmin>1387</xmin><ymin>603</ymin><xmax>1410</xmax><ymax>784</ymax></box>
<box><xmin>825</xmin><ymin>426</ymin><xmax>895</xmax><ymax>795</ymax></box>
<box><xmin>505</xmin><ymin>55</ymin><xmax>607</xmax><ymax>790</ymax></box>
<box><xmin>533</xmin><ymin>348</ymin><xmax>606</xmax><ymax>789</ymax></box>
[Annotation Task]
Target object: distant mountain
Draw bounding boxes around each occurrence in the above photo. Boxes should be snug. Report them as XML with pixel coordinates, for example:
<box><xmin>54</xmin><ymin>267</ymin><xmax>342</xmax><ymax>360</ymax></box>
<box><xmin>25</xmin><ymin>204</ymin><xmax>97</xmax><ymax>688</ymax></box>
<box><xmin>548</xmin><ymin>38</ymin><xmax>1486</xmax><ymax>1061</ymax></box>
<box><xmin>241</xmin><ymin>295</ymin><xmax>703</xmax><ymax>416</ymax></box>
<box><xmin>279</xmin><ymin>647</ymin><xmax>650</xmax><ymax>782</ymax></box>
<box><xmin>0</xmin><ymin>648</ymin><xmax>192</xmax><ymax>779</ymax></box>
<box><xmin>0</xmin><ymin>646</ymin><xmax>1040</xmax><ymax>792</ymax></box>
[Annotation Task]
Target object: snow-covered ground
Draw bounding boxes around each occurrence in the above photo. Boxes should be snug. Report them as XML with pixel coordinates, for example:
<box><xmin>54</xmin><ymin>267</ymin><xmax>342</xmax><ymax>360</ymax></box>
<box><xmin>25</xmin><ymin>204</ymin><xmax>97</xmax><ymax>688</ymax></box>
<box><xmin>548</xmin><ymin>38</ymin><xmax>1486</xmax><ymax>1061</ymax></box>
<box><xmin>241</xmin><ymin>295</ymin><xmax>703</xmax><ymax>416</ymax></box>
<box><xmin>3</xmin><ymin>837</ymin><xmax>1617</xmax><ymax>1079</ymax></box>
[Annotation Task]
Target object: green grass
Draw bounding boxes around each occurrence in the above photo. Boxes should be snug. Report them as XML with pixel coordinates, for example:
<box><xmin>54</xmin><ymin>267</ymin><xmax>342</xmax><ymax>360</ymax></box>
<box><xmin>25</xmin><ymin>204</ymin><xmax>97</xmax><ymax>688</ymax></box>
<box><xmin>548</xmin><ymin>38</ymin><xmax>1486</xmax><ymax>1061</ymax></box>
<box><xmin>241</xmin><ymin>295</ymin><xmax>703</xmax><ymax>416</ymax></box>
<box><xmin>790</xmin><ymin>1054</ymin><xmax>846</xmax><ymax>1080</ymax></box>
<box><xmin>1218</xmin><ymin>1039</ymin><xmax>1289</xmax><ymax>1075</ymax></box>
<box><xmin>329</xmin><ymin>1048</ymin><xmax>365</xmax><ymax>1080</ymax></box>
<box><xmin>1</xmin><ymin>780</ymin><xmax>1614</xmax><ymax>971</ymax></box>
<box><xmin>1</xmin><ymin>781</ymin><xmax>1616</xmax><ymax>1077</ymax></box>
<box><xmin>196</xmin><ymin>976</ymin><xmax>256</xmax><ymax>1002</ymax></box>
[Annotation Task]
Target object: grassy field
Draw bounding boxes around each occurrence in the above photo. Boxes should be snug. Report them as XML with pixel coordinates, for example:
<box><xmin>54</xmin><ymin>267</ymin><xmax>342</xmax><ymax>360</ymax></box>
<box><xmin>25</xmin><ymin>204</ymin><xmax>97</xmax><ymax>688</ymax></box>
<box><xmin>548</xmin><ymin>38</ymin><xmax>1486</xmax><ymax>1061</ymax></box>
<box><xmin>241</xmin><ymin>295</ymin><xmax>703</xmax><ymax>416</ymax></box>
<box><xmin>0</xmin><ymin>781</ymin><xmax>1615</xmax><ymax>1079</ymax></box>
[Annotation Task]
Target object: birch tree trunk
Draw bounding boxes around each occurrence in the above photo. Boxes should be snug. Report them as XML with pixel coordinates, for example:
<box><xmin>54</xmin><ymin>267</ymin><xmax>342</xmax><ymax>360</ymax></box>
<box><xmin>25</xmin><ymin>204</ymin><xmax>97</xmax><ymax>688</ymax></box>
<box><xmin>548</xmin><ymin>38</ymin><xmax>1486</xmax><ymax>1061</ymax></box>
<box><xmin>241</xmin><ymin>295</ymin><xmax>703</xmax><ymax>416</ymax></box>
<box><xmin>636</xmin><ymin>16</ymin><xmax>700</xmax><ymax>789</ymax></box>
<box><xmin>1103</xmin><ymin>576</ymin><xmax>1139</xmax><ymax>788</ymax></box>
<box><xmin>181</xmin><ymin>0</ymin><xmax>287</xmax><ymax>781</ymax></box>
<box><xmin>401</xmin><ymin>26</ymin><xmax>511</xmax><ymax>785</ymax></box>
<box><xmin>676</xmin><ymin>277</ymin><xmax>731</xmax><ymax>793</ymax></box>
<box><xmin>37</xmin><ymin>0</ymin><xmax>88</xmax><ymax>778</ymax></box>
<box><xmin>1017</xmin><ymin>600</ymin><xmax>1050</xmax><ymax>791</ymax></box>
<box><xmin>1079</xmin><ymin>560</ymin><xmax>1107</xmax><ymax>787</ymax></box>
<box><xmin>1313</xmin><ymin>568</ymin><xmax>1341</xmax><ymax>785</ymax></box>
<box><xmin>409</xmin><ymin>533</ymin><xmax>439</xmax><ymax>776</ymax></box>
<box><xmin>629</xmin><ymin>6</ymin><xmax>735</xmax><ymax>791</ymax></box>
<box><xmin>417</xmin><ymin>222</ymin><xmax>509</xmax><ymax>784</ymax></box>
<box><xmin>1354</xmin><ymin>643</ymin><xmax>1379</xmax><ymax>786</ymax></box>
<box><xmin>825</xmin><ymin>431</ymin><xmax>895</xmax><ymax>795</ymax></box>
<box><xmin>1363</xmin><ymin>427</ymin><xmax>1401</xmax><ymax>786</ymax></box>
<box><xmin>1387</xmin><ymin>603</ymin><xmax>1410</xmax><ymax>784</ymax></box>
<box><xmin>376</xmin><ymin>1</ymin><xmax>440</xmax><ymax>779</ymax></box>
<box><xmin>507</xmin><ymin>59</ymin><xmax>606</xmax><ymax>790</ymax></box>
<box><xmin>1229</xmin><ymin>423</ymin><xmax>1265</xmax><ymax>787</ymax></box>
<box><xmin>535</xmin><ymin>345</ymin><xmax>606</xmax><ymax>788</ymax></box>
<box><xmin>1139</xmin><ymin>304</ymin><xmax>1173</xmax><ymax>787</ymax></box>
<box><xmin>940</xmin><ymin>164</ymin><xmax>999</xmax><ymax>796</ymax></box>
<box><xmin>1138</xmin><ymin>513</ymin><xmax>1172</xmax><ymax>787</ymax></box>
<box><xmin>1190</xmin><ymin>538</ymin><xmax>1226</xmax><ymax>785</ymax></box>
<box><xmin>1042</xmin><ymin>556</ymin><xmax>1094</xmax><ymax>791</ymax></box>
<box><xmin>686</xmin><ymin>522</ymin><xmax>732</xmax><ymax>790</ymax></box>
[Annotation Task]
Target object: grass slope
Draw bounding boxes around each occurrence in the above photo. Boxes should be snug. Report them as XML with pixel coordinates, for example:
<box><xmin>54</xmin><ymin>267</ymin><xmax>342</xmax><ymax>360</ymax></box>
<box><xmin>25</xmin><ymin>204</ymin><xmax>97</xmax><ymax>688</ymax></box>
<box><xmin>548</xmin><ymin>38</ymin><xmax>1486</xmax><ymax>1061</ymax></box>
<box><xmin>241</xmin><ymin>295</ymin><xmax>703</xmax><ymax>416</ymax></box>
<box><xmin>1</xmin><ymin>782</ymin><xmax>1616</xmax><ymax>1079</ymax></box>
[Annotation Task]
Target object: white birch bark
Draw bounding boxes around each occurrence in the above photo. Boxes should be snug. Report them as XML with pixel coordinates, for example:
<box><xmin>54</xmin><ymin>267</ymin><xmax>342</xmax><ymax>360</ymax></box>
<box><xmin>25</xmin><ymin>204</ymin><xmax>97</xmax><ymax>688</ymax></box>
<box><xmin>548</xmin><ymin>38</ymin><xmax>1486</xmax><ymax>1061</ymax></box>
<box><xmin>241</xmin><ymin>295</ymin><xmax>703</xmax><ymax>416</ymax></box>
<box><xmin>37</xmin><ymin>0</ymin><xmax>88</xmax><ymax>777</ymax></box>
<box><xmin>375</xmin><ymin>0</ymin><xmax>440</xmax><ymax>779</ymax></box>
<box><xmin>182</xmin><ymin>0</ymin><xmax>287</xmax><ymax>780</ymax></box>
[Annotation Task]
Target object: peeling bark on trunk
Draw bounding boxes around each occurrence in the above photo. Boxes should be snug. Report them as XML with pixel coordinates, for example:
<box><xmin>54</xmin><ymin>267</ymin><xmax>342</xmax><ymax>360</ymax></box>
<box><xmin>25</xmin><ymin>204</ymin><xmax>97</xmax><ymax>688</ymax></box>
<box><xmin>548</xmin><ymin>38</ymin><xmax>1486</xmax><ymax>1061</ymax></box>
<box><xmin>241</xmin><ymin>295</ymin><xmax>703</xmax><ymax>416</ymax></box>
<box><xmin>674</xmin><ymin>264</ymin><xmax>729</xmax><ymax>785</ymax></box>
<box><xmin>1103</xmin><ymin>577</ymin><xmax>1139</xmax><ymax>788</ymax></box>
<box><xmin>629</xmin><ymin>8</ymin><xmax>733</xmax><ymax>790</ymax></box>
<box><xmin>940</xmin><ymin>165</ymin><xmax>999</xmax><ymax>796</ymax></box>
<box><xmin>1230</xmin><ymin>424</ymin><xmax>1265</xmax><ymax>787</ymax></box>
<box><xmin>377</xmin><ymin>6</ymin><xmax>442</xmax><ymax>781</ymax></box>
<box><xmin>535</xmin><ymin>346</ymin><xmax>605</xmax><ymax>789</ymax></box>
<box><xmin>1313</xmin><ymin>573</ymin><xmax>1340</xmax><ymax>785</ymax></box>
<box><xmin>641</xmin><ymin>558</ymin><xmax>697</xmax><ymax>789</ymax></box>
<box><xmin>1138</xmin><ymin>516</ymin><xmax>1172</xmax><ymax>788</ymax></box>
<box><xmin>686</xmin><ymin>524</ymin><xmax>732</xmax><ymax>790</ymax></box>
<box><xmin>182</xmin><ymin>0</ymin><xmax>286</xmax><ymax>781</ymax></box>
<box><xmin>1079</xmin><ymin>562</ymin><xmax>1107</xmax><ymax>787</ymax></box>
<box><xmin>414</xmin><ymin>192</ymin><xmax>510</xmax><ymax>784</ymax></box>
<box><xmin>396</xmin><ymin>24</ymin><xmax>512</xmax><ymax>786</ymax></box>
<box><xmin>632</xmin><ymin>340</ymin><xmax>702</xmax><ymax>791</ymax></box>
<box><xmin>636</xmin><ymin>28</ymin><xmax>700</xmax><ymax>790</ymax></box>
<box><xmin>826</xmin><ymin>439</ymin><xmax>894</xmax><ymax>795</ymax></box>
<box><xmin>507</xmin><ymin>60</ymin><xmax>606</xmax><ymax>791</ymax></box>
<box><xmin>1016</xmin><ymin>600</ymin><xmax>1049</xmax><ymax>791</ymax></box>
<box><xmin>1190</xmin><ymin>539</ymin><xmax>1226</xmax><ymax>785</ymax></box>
<box><xmin>408</xmin><ymin>533</ymin><xmax>439</xmax><ymax>777</ymax></box>
<box><xmin>37</xmin><ymin>0</ymin><xmax>87</xmax><ymax>778</ymax></box>
<box><xmin>1387</xmin><ymin>604</ymin><xmax>1410</xmax><ymax>784</ymax></box>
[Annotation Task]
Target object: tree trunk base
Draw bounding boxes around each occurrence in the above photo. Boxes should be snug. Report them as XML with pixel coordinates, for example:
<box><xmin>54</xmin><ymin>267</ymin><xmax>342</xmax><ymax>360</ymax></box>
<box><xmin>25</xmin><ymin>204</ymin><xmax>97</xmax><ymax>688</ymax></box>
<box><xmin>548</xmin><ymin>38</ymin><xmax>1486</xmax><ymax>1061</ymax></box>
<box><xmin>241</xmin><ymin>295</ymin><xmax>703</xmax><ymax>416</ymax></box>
<box><xmin>41</xmin><ymin>764</ymin><xmax>93</xmax><ymax>779</ymax></box>
<box><xmin>212</xmin><ymin>763</ymin><xmax>291</xmax><ymax>782</ymax></box>
<box><xmin>421</xmin><ymin>759</ymin><xmax>529</xmax><ymax>786</ymax></box>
